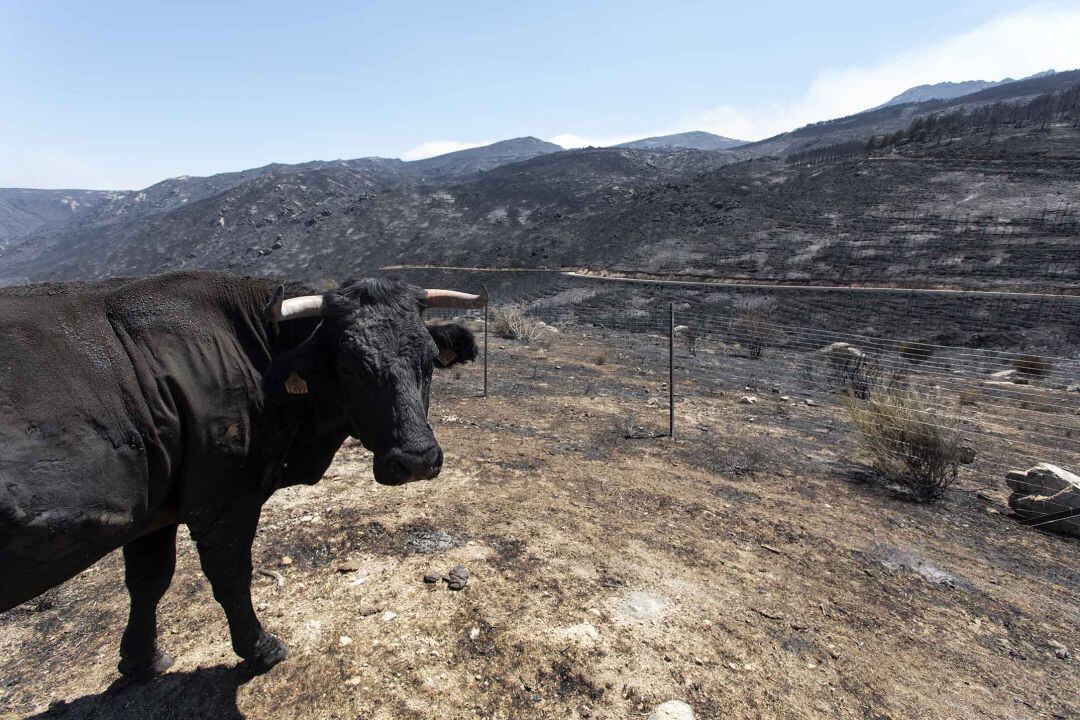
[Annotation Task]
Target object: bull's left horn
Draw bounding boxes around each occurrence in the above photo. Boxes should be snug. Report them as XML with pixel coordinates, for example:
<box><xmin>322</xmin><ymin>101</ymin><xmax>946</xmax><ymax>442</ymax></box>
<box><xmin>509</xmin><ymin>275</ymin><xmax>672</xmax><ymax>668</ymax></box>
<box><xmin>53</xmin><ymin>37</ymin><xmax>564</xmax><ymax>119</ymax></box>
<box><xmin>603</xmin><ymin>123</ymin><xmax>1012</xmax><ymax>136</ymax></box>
<box><xmin>424</xmin><ymin>286</ymin><xmax>488</xmax><ymax>309</ymax></box>
<box><xmin>265</xmin><ymin>285</ymin><xmax>327</xmax><ymax>322</ymax></box>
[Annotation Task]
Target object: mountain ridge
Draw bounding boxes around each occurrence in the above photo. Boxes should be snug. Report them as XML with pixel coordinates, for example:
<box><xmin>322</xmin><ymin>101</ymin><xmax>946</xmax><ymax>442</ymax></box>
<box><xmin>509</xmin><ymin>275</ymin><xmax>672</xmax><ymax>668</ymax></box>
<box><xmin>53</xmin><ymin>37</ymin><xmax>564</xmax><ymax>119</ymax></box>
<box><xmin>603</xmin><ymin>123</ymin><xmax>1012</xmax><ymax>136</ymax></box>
<box><xmin>617</xmin><ymin>131</ymin><xmax>744</xmax><ymax>151</ymax></box>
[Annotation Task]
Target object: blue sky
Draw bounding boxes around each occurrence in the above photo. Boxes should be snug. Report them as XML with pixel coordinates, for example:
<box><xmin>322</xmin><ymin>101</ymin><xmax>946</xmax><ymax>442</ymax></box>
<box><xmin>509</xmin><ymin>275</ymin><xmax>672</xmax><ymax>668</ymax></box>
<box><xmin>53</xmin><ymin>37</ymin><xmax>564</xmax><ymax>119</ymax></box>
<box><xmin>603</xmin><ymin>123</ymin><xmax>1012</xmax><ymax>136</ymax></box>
<box><xmin>2</xmin><ymin>1</ymin><xmax>1079</xmax><ymax>189</ymax></box>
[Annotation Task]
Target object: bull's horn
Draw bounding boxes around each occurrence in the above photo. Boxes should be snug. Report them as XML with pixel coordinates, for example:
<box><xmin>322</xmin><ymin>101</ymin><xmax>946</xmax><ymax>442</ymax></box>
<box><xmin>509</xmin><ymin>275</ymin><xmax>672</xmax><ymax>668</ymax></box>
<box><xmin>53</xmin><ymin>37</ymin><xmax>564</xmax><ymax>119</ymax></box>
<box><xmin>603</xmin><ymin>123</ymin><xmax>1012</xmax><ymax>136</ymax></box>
<box><xmin>265</xmin><ymin>285</ymin><xmax>326</xmax><ymax>322</ymax></box>
<box><xmin>424</xmin><ymin>286</ymin><xmax>488</xmax><ymax>309</ymax></box>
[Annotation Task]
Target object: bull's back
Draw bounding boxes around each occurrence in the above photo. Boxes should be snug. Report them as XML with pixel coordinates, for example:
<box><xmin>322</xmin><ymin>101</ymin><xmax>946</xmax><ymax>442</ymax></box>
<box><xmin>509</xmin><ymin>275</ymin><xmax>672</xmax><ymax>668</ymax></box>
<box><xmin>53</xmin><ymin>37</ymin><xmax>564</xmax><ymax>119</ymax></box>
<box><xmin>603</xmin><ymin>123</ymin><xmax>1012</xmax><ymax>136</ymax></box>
<box><xmin>0</xmin><ymin>292</ymin><xmax>153</xmax><ymax>610</ymax></box>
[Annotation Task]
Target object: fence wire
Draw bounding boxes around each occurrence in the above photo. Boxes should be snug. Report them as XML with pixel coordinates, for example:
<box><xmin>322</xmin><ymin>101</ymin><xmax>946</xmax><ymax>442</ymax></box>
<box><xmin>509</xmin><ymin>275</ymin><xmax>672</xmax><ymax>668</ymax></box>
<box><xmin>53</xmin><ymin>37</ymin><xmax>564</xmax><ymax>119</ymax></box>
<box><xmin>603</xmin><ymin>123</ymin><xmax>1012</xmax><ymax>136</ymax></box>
<box><xmin>387</xmin><ymin>267</ymin><xmax>1080</xmax><ymax>535</ymax></box>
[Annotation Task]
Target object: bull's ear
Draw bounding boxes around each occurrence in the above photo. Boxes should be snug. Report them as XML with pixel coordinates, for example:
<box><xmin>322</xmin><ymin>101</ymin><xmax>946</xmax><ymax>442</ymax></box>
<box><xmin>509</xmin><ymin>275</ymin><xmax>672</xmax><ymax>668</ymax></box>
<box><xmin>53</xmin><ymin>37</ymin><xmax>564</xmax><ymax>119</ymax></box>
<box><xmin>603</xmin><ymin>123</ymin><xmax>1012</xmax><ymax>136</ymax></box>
<box><xmin>427</xmin><ymin>323</ymin><xmax>478</xmax><ymax>368</ymax></box>
<box><xmin>263</xmin><ymin>327</ymin><xmax>330</xmax><ymax>401</ymax></box>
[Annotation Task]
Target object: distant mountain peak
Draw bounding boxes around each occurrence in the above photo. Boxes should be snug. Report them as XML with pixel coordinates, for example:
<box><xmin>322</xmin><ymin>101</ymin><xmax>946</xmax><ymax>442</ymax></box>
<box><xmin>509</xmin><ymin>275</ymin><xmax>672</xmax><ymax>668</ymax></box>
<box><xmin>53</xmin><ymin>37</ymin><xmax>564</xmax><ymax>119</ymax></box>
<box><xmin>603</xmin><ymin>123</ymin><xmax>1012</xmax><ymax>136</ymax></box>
<box><xmin>617</xmin><ymin>131</ymin><xmax>745</xmax><ymax>151</ymax></box>
<box><xmin>879</xmin><ymin>69</ymin><xmax>1058</xmax><ymax>108</ymax></box>
<box><xmin>402</xmin><ymin>136</ymin><xmax>563</xmax><ymax>178</ymax></box>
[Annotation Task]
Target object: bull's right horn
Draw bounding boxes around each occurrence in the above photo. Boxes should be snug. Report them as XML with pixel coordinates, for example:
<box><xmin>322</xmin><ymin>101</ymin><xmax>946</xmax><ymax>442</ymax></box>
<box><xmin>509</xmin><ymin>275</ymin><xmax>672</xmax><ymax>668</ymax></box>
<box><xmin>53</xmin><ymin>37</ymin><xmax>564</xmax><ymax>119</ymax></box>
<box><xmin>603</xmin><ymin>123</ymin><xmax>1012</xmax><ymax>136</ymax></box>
<box><xmin>265</xmin><ymin>285</ymin><xmax>327</xmax><ymax>322</ymax></box>
<box><xmin>423</xmin><ymin>286</ymin><xmax>488</xmax><ymax>309</ymax></box>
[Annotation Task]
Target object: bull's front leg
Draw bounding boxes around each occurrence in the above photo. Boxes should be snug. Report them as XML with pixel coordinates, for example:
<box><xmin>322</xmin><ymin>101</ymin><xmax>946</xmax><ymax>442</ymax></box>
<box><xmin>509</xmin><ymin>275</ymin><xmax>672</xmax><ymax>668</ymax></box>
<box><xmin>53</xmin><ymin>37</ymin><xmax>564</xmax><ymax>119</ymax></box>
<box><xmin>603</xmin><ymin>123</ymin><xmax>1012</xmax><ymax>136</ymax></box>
<box><xmin>118</xmin><ymin>523</ymin><xmax>178</xmax><ymax>678</ymax></box>
<box><xmin>190</xmin><ymin>499</ymin><xmax>287</xmax><ymax>671</ymax></box>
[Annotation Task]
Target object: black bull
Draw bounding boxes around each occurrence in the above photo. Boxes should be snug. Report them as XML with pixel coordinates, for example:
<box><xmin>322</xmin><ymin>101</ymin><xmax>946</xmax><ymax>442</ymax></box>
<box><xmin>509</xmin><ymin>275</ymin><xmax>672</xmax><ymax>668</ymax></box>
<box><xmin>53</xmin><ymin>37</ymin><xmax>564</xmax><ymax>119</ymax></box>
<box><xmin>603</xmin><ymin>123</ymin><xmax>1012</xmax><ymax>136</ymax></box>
<box><xmin>0</xmin><ymin>271</ymin><xmax>480</xmax><ymax>676</ymax></box>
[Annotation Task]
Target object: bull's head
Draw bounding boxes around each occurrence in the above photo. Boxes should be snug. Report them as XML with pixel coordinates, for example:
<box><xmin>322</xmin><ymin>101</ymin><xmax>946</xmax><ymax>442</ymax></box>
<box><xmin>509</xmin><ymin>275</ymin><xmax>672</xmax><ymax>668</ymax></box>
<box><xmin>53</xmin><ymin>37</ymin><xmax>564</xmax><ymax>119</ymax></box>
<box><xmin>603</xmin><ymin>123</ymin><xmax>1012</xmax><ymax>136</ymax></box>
<box><xmin>263</xmin><ymin>279</ymin><xmax>485</xmax><ymax>485</ymax></box>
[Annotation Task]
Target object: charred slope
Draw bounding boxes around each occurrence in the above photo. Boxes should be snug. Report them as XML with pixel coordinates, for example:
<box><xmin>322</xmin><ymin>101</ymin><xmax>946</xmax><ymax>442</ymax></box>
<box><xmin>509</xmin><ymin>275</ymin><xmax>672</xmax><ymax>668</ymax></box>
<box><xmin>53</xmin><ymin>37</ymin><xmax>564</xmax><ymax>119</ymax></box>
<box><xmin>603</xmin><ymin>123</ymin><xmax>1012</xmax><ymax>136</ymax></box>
<box><xmin>0</xmin><ymin>189</ymin><xmax>121</xmax><ymax>244</ymax></box>
<box><xmin>0</xmin><ymin>138</ymin><xmax>560</xmax><ymax>247</ymax></box>
<box><xmin>1</xmin><ymin>120</ymin><xmax>1077</xmax><ymax>293</ymax></box>
<box><xmin>0</xmin><ymin>147</ymin><xmax>736</xmax><ymax>282</ymax></box>
<box><xmin>737</xmin><ymin>68</ymin><xmax>1080</xmax><ymax>159</ymax></box>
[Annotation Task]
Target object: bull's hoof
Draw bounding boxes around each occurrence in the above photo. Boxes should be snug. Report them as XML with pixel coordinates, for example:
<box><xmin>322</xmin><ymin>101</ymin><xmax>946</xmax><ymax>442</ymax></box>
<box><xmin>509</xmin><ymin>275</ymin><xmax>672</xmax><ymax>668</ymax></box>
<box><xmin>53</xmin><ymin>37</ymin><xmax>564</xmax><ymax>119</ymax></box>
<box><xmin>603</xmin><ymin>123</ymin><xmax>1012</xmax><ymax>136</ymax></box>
<box><xmin>245</xmin><ymin>632</ymin><xmax>288</xmax><ymax>672</ymax></box>
<box><xmin>118</xmin><ymin>650</ymin><xmax>174</xmax><ymax>680</ymax></box>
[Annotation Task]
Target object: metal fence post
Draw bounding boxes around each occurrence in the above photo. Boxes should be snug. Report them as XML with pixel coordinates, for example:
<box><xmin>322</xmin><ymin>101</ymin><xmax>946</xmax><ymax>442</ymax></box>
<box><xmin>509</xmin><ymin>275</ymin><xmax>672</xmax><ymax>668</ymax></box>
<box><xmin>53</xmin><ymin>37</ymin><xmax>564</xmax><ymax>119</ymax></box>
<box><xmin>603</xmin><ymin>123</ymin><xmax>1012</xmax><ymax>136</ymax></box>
<box><xmin>483</xmin><ymin>286</ymin><xmax>489</xmax><ymax>397</ymax></box>
<box><xmin>669</xmin><ymin>302</ymin><xmax>675</xmax><ymax>439</ymax></box>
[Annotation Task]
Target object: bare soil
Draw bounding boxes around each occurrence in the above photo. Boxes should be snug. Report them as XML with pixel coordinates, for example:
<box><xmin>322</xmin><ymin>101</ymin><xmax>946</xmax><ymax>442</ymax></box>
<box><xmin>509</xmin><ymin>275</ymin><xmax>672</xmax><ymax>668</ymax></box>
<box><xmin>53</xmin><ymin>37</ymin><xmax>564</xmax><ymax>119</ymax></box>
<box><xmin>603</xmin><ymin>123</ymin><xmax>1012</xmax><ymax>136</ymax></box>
<box><xmin>1</xmin><ymin>331</ymin><xmax>1077</xmax><ymax>720</ymax></box>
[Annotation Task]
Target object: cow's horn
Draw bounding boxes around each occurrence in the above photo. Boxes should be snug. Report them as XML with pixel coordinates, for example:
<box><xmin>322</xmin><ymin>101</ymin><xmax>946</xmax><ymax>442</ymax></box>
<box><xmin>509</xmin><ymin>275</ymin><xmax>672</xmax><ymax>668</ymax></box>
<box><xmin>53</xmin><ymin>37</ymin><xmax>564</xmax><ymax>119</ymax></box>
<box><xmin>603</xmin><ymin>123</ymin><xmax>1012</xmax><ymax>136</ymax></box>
<box><xmin>265</xmin><ymin>285</ymin><xmax>326</xmax><ymax>322</ymax></box>
<box><xmin>424</xmin><ymin>286</ymin><xmax>488</xmax><ymax>309</ymax></box>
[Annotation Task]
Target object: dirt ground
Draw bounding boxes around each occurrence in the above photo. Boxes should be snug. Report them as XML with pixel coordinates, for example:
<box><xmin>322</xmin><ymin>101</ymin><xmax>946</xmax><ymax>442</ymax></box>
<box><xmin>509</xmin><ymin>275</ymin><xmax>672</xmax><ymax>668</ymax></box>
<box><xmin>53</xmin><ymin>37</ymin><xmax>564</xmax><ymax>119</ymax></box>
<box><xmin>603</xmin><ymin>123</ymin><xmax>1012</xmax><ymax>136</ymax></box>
<box><xmin>1</xmin><ymin>329</ymin><xmax>1077</xmax><ymax>720</ymax></box>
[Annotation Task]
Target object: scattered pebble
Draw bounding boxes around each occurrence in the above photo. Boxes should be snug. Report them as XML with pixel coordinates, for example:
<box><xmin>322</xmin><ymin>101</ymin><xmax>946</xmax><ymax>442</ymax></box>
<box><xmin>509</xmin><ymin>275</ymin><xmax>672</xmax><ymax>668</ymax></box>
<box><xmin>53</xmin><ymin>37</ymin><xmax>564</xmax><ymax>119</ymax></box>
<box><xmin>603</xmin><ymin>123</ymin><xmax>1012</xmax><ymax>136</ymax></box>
<box><xmin>381</xmin><ymin>611</ymin><xmax>397</xmax><ymax>622</ymax></box>
<box><xmin>739</xmin><ymin>395</ymin><xmax>757</xmax><ymax>405</ymax></box>
<box><xmin>423</xmin><ymin>571</ymin><xmax>442</xmax><ymax>584</ymax></box>
<box><xmin>337</xmin><ymin>561</ymin><xmax>360</xmax><ymax>573</ymax></box>
<box><xmin>649</xmin><ymin>699</ymin><xmax>695</xmax><ymax>720</ymax></box>
<box><xmin>279</xmin><ymin>555</ymin><xmax>293</xmax><ymax>567</ymax></box>
<box><xmin>339</xmin><ymin>635</ymin><xmax>352</xmax><ymax>646</ymax></box>
<box><xmin>469</xmin><ymin>626</ymin><xmax>481</xmax><ymax>640</ymax></box>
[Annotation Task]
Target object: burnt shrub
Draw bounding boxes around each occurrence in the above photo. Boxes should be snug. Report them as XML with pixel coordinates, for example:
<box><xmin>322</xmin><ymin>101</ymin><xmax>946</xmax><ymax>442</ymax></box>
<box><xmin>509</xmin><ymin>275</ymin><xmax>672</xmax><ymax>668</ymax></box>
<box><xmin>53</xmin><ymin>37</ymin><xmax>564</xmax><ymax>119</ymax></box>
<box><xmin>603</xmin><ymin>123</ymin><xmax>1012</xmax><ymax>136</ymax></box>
<box><xmin>844</xmin><ymin>380</ymin><xmax>962</xmax><ymax>501</ymax></box>
<box><xmin>1012</xmin><ymin>353</ymin><xmax>1052</xmax><ymax>378</ymax></box>
<box><xmin>729</xmin><ymin>302</ymin><xmax>777</xmax><ymax>360</ymax></box>
<box><xmin>898</xmin><ymin>341</ymin><xmax>935</xmax><ymax>364</ymax></box>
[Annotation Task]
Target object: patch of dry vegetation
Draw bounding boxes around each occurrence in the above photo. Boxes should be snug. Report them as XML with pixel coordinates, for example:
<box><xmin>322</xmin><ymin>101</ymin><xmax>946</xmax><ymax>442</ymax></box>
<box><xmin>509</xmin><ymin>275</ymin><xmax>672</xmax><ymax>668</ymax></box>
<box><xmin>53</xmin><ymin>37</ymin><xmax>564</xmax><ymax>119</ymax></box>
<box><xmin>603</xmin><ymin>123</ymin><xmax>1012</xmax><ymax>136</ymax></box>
<box><xmin>491</xmin><ymin>306</ymin><xmax>548</xmax><ymax>344</ymax></box>
<box><xmin>844</xmin><ymin>380</ymin><xmax>963</xmax><ymax>501</ymax></box>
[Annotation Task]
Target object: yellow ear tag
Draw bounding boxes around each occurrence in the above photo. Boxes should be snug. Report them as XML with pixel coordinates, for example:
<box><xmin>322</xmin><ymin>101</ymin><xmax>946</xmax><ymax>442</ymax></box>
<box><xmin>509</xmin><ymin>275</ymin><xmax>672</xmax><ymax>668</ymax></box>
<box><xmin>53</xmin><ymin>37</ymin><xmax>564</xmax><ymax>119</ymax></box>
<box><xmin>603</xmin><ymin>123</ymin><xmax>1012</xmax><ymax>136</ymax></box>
<box><xmin>285</xmin><ymin>372</ymin><xmax>309</xmax><ymax>395</ymax></box>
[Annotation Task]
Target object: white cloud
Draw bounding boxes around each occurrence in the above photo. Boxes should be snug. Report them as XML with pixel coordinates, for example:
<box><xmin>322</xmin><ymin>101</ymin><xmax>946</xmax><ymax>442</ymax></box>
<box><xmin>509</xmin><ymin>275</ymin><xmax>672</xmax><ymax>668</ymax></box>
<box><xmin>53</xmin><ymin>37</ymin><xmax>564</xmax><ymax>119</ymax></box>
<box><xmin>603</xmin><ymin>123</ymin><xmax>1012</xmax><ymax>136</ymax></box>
<box><xmin>401</xmin><ymin>139</ymin><xmax>491</xmax><ymax>161</ymax></box>
<box><xmin>690</xmin><ymin>5</ymin><xmax>1080</xmax><ymax>141</ymax></box>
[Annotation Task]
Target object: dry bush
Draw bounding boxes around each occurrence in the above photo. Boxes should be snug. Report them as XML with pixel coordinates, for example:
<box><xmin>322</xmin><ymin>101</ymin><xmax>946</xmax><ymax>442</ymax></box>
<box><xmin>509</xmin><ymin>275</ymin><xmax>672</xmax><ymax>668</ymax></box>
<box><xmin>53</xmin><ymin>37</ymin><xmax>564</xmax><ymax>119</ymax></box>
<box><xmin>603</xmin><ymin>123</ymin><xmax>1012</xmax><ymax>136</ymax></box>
<box><xmin>844</xmin><ymin>380</ymin><xmax>962</xmax><ymax>501</ymax></box>
<box><xmin>592</xmin><ymin>353</ymin><xmax>607</xmax><ymax>365</ymax></box>
<box><xmin>957</xmin><ymin>386</ymin><xmax>981</xmax><ymax>406</ymax></box>
<box><xmin>491</xmin><ymin>306</ymin><xmax>547</xmax><ymax>344</ymax></box>
<box><xmin>1012</xmin><ymin>353</ymin><xmax>1052</xmax><ymax>378</ymax></box>
<box><xmin>721</xmin><ymin>438</ymin><xmax>770</xmax><ymax>476</ymax></box>
<box><xmin>730</xmin><ymin>303</ymin><xmax>777</xmax><ymax>359</ymax></box>
<box><xmin>806</xmin><ymin>342</ymin><xmax>882</xmax><ymax>399</ymax></box>
<box><xmin>898</xmin><ymin>341</ymin><xmax>935</xmax><ymax>364</ymax></box>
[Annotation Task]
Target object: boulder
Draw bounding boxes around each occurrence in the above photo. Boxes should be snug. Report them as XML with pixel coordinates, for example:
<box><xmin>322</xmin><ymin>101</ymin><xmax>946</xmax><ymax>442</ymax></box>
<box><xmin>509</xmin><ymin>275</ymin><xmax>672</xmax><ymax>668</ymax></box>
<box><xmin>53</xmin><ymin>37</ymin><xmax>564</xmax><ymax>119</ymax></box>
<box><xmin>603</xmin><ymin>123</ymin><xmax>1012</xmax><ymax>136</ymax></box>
<box><xmin>1005</xmin><ymin>464</ymin><xmax>1080</xmax><ymax>537</ymax></box>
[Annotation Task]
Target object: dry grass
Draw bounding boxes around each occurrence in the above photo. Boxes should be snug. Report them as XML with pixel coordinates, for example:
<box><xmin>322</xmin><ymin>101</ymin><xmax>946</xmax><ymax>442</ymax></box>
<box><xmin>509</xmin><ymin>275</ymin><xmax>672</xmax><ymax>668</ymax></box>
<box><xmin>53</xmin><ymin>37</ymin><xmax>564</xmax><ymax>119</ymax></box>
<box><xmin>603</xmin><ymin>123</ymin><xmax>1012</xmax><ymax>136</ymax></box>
<box><xmin>491</xmin><ymin>306</ymin><xmax>548</xmax><ymax>344</ymax></box>
<box><xmin>844</xmin><ymin>380</ymin><xmax>963</xmax><ymax>501</ymax></box>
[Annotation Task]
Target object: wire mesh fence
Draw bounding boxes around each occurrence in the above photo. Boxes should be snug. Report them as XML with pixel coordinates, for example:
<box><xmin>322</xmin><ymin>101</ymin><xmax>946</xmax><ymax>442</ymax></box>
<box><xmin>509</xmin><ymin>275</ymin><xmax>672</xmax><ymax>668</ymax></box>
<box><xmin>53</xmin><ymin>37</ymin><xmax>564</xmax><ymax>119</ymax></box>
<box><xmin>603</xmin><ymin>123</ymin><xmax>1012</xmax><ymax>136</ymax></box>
<box><xmin>388</xmin><ymin>267</ymin><xmax>1080</xmax><ymax>535</ymax></box>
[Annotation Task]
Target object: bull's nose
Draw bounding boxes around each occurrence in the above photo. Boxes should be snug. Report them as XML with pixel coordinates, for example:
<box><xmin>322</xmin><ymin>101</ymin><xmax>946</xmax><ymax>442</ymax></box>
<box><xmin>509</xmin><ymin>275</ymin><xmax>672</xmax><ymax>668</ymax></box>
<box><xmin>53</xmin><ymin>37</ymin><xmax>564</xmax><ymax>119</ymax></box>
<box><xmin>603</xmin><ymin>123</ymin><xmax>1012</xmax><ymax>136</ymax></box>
<box><xmin>376</xmin><ymin>446</ymin><xmax>443</xmax><ymax>485</ymax></box>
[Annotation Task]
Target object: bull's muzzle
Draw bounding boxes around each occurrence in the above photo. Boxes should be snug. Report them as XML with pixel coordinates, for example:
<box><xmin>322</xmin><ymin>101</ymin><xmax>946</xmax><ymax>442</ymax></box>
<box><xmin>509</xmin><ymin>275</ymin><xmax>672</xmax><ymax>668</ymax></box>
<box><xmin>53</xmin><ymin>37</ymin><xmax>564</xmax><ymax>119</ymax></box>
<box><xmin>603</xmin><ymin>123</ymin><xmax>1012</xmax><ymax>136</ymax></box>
<box><xmin>373</xmin><ymin>446</ymin><xmax>443</xmax><ymax>485</ymax></box>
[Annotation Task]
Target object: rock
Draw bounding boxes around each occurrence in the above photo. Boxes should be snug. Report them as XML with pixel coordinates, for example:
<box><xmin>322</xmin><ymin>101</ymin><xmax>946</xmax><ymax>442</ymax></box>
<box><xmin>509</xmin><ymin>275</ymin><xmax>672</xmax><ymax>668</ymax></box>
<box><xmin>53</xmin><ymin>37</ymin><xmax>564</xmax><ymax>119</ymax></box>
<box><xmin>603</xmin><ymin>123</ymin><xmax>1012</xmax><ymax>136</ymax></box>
<box><xmin>648</xmin><ymin>700</ymin><xmax>694</xmax><ymax>720</ymax></box>
<box><xmin>620</xmin><ymin>591</ymin><xmax>668</xmax><ymax>622</ymax></box>
<box><xmin>469</xmin><ymin>626</ymin><xmax>481</xmax><ymax>640</ymax></box>
<box><xmin>445</xmin><ymin>565</ymin><xmax>469</xmax><ymax>590</ymax></box>
<box><xmin>423</xmin><ymin>571</ymin><xmax>441</xmax><ymax>584</ymax></box>
<box><xmin>558</xmin><ymin>623</ymin><xmax>599</xmax><ymax>646</ymax></box>
<box><xmin>990</xmin><ymin>369</ymin><xmax>1017</xmax><ymax>379</ymax></box>
<box><xmin>1052</xmin><ymin>643</ymin><xmax>1070</xmax><ymax>660</ymax></box>
<box><xmin>1067</xmin><ymin>383</ymin><xmax>1080</xmax><ymax>393</ymax></box>
<box><xmin>958</xmin><ymin>445</ymin><xmax>977</xmax><ymax>465</ymax></box>
<box><xmin>381</xmin><ymin>611</ymin><xmax>397</xmax><ymax>622</ymax></box>
<box><xmin>339</xmin><ymin>635</ymin><xmax>352</xmax><ymax>646</ymax></box>
<box><xmin>804</xmin><ymin>399</ymin><xmax>818</xmax><ymax>407</ymax></box>
<box><xmin>1005</xmin><ymin>464</ymin><xmax>1080</xmax><ymax>537</ymax></box>
<box><xmin>279</xmin><ymin>555</ymin><xmax>293</xmax><ymax>567</ymax></box>
<box><xmin>739</xmin><ymin>396</ymin><xmax>757</xmax><ymax>405</ymax></box>
<box><xmin>337</xmin><ymin>561</ymin><xmax>360</xmax><ymax>573</ymax></box>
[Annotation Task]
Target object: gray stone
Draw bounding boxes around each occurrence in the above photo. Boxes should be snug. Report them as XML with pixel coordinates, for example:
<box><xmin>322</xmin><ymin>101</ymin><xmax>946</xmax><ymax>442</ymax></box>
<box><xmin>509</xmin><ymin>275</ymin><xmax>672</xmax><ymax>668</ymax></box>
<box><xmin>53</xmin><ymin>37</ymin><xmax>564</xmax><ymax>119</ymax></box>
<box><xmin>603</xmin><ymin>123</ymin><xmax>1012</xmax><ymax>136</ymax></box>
<box><xmin>648</xmin><ymin>700</ymin><xmax>694</xmax><ymax>720</ymax></box>
<box><xmin>1006</xmin><ymin>464</ymin><xmax>1080</xmax><ymax>537</ymax></box>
